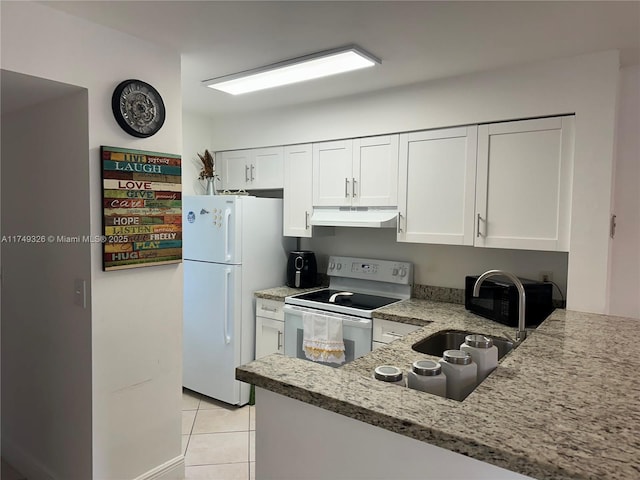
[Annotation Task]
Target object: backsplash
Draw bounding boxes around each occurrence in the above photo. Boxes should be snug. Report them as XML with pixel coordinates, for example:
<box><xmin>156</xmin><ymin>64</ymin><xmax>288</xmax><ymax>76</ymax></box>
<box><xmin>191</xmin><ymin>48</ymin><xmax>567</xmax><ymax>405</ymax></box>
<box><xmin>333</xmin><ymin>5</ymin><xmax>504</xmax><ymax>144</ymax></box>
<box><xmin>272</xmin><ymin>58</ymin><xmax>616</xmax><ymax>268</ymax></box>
<box><xmin>301</xmin><ymin>228</ymin><xmax>569</xmax><ymax>305</ymax></box>
<box><xmin>411</xmin><ymin>284</ymin><xmax>565</xmax><ymax>309</ymax></box>
<box><xmin>412</xmin><ymin>284</ymin><xmax>465</xmax><ymax>304</ymax></box>
<box><xmin>315</xmin><ymin>263</ymin><xmax>565</xmax><ymax>309</ymax></box>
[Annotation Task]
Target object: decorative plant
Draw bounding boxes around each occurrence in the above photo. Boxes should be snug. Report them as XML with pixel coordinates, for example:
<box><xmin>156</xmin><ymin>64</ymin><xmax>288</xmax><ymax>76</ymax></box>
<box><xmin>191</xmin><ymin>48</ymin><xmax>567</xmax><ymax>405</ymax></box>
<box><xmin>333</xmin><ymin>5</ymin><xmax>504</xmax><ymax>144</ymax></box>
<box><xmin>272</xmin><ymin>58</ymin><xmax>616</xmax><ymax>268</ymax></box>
<box><xmin>197</xmin><ymin>149</ymin><xmax>218</xmax><ymax>180</ymax></box>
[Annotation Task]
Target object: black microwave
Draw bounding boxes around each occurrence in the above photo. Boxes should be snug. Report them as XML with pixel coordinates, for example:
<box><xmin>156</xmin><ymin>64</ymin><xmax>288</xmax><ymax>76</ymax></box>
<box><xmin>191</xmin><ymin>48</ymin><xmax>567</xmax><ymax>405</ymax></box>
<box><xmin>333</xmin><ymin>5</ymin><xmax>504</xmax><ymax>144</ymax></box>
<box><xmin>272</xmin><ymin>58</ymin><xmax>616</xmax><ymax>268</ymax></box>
<box><xmin>464</xmin><ymin>275</ymin><xmax>554</xmax><ymax>327</ymax></box>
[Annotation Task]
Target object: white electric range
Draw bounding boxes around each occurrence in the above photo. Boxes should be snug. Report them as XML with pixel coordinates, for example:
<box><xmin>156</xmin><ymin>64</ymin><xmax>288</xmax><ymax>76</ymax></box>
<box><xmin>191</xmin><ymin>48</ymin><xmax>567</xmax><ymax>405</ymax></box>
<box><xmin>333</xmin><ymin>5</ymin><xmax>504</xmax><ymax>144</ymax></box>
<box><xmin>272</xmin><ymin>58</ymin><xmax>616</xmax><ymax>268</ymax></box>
<box><xmin>283</xmin><ymin>256</ymin><xmax>413</xmax><ymax>365</ymax></box>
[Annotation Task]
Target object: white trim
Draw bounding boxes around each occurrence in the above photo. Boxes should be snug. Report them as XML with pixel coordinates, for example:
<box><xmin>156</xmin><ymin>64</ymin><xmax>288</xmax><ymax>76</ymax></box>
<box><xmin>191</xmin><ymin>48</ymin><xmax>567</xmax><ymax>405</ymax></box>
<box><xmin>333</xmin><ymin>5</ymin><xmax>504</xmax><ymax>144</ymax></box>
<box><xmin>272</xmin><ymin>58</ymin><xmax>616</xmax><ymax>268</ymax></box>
<box><xmin>132</xmin><ymin>455</ymin><xmax>185</xmax><ymax>480</ymax></box>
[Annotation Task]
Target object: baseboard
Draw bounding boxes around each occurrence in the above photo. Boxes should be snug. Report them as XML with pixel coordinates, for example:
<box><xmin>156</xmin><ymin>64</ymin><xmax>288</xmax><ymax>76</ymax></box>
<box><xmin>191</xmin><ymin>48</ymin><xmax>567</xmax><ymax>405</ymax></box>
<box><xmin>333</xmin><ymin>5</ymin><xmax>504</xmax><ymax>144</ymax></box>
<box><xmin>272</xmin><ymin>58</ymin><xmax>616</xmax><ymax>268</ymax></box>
<box><xmin>2</xmin><ymin>436</ymin><xmax>184</xmax><ymax>480</ymax></box>
<box><xmin>1</xmin><ymin>436</ymin><xmax>58</xmax><ymax>480</ymax></box>
<box><xmin>133</xmin><ymin>455</ymin><xmax>185</xmax><ymax>480</ymax></box>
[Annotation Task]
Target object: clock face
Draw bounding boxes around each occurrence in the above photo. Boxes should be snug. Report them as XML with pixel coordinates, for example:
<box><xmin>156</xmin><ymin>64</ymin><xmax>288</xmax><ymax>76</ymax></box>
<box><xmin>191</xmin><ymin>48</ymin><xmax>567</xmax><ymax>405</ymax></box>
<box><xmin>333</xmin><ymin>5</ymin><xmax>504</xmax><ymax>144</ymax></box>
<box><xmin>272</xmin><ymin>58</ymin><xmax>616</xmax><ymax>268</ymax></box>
<box><xmin>112</xmin><ymin>79</ymin><xmax>165</xmax><ymax>138</ymax></box>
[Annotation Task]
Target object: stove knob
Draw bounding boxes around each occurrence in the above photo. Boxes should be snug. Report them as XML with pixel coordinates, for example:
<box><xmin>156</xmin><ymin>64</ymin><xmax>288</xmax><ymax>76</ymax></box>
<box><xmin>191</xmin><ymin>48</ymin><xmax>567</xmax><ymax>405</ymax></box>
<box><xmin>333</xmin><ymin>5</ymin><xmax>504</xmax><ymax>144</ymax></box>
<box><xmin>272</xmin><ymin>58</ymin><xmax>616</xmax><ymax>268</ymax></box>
<box><xmin>336</xmin><ymin>263</ymin><xmax>342</xmax><ymax>271</ymax></box>
<box><xmin>399</xmin><ymin>267</ymin><xmax>407</xmax><ymax>277</ymax></box>
<box><xmin>392</xmin><ymin>268</ymin><xmax>399</xmax><ymax>276</ymax></box>
<box><xmin>329</xmin><ymin>262</ymin><xmax>335</xmax><ymax>271</ymax></box>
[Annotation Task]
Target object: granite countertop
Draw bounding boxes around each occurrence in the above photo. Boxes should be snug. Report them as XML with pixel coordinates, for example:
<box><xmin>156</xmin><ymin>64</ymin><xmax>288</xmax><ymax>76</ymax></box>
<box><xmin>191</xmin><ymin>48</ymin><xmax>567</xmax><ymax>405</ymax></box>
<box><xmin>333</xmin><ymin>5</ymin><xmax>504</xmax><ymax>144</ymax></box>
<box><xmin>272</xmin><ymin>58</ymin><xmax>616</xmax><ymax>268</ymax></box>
<box><xmin>237</xmin><ymin>298</ymin><xmax>640</xmax><ymax>480</ymax></box>
<box><xmin>254</xmin><ymin>285</ymin><xmax>325</xmax><ymax>301</ymax></box>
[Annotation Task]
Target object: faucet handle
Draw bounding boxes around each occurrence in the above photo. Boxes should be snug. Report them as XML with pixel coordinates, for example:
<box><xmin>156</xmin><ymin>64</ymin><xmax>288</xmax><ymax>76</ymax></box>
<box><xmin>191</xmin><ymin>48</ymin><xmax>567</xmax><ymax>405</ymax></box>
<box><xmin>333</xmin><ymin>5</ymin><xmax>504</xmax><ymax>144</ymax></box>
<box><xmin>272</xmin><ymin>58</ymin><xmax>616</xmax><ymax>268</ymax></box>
<box><xmin>515</xmin><ymin>329</ymin><xmax>527</xmax><ymax>343</ymax></box>
<box><xmin>503</xmin><ymin>330</ymin><xmax>527</xmax><ymax>344</ymax></box>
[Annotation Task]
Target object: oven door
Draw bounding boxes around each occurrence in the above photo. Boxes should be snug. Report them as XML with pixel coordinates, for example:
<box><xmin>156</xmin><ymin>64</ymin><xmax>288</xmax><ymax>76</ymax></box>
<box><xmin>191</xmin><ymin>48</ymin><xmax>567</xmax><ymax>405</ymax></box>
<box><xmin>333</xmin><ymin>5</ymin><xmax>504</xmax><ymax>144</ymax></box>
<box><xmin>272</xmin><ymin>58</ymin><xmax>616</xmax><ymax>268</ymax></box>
<box><xmin>283</xmin><ymin>305</ymin><xmax>372</xmax><ymax>367</ymax></box>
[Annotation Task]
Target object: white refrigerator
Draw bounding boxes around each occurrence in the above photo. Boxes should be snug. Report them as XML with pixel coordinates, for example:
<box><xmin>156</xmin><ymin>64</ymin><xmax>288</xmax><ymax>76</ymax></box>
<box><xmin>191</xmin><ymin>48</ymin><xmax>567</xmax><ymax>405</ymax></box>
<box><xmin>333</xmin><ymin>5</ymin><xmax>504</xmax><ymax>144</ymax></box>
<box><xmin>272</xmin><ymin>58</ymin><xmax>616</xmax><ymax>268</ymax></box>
<box><xmin>183</xmin><ymin>195</ymin><xmax>292</xmax><ymax>405</ymax></box>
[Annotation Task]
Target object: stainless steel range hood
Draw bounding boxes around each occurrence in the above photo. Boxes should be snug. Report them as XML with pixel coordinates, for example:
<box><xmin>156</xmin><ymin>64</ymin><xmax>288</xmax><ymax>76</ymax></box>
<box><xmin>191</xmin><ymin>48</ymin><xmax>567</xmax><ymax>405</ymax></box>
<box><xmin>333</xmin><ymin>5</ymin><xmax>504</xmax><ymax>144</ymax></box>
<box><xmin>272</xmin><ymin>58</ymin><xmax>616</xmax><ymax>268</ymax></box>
<box><xmin>309</xmin><ymin>207</ymin><xmax>398</xmax><ymax>228</ymax></box>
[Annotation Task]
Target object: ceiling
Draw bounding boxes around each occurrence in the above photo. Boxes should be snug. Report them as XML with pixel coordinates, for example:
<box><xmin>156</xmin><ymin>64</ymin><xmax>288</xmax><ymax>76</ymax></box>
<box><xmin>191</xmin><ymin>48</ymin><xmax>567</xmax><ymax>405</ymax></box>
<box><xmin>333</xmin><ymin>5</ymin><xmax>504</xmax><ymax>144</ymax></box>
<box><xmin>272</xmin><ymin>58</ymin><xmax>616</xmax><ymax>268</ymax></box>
<box><xmin>37</xmin><ymin>1</ymin><xmax>640</xmax><ymax>117</ymax></box>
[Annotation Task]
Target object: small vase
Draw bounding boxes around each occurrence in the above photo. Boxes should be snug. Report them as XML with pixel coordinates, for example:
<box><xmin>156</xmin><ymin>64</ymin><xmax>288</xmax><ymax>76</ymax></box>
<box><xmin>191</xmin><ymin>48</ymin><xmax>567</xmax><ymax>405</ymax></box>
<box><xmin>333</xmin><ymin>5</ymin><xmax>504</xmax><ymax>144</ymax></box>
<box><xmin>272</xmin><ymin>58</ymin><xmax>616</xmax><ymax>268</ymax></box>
<box><xmin>205</xmin><ymin>177</ymin><xmax>216</xmax><ymax>195</ymax></box>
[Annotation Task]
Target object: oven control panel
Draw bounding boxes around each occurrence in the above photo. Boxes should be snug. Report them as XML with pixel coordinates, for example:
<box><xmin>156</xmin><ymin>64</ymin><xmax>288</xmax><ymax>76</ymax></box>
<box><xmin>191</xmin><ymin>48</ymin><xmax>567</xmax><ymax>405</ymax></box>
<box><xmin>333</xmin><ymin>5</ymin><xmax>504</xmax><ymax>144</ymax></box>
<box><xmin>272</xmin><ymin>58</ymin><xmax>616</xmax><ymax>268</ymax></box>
<box><xmin>327</xmin><ymin>256</ymin><xmax>413</xmax><ymax>285</ymax></box>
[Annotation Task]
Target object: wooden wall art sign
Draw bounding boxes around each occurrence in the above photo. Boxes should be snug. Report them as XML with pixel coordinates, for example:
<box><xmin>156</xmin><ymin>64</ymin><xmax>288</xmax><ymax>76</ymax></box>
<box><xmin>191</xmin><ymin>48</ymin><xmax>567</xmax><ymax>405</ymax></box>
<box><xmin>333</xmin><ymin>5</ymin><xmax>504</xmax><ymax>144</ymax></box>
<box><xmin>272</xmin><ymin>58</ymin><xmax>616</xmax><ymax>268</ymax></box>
<box><xmin>101</xmin><ymin>146</ymin><xmax>182</xmax><ymax>271</ymax></box>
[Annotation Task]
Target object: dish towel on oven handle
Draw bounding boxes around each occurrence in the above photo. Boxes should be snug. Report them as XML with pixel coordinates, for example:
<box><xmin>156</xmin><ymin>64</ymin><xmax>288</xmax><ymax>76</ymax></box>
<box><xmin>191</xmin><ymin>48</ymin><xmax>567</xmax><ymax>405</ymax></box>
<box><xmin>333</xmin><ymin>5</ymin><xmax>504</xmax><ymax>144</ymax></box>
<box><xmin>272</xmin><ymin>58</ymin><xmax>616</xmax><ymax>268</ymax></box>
<box><xmin>302</xmin><ymin>311</ymin><xmax>346</xmax><ymax>365</ymax></box>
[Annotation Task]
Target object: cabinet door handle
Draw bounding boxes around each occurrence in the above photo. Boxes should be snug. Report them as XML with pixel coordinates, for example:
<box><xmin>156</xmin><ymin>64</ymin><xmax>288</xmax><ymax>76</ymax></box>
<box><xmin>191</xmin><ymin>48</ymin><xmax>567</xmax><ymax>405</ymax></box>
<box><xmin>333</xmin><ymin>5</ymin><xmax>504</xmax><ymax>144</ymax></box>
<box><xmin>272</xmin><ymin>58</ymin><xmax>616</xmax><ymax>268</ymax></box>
<box><xmin>397</xmin><ymin>212</ymin><xmax>403</xmax><ymax>233</ymax></box>
<box><xmin>261</xmin><ymin>306</ymin><xmax>278</xmax><ymax>313</ymax></box>
<box><xmin>352</xmin><ymin>178</ymin><xmax>357</xmax><ymax>197</ymax></box>
<box><xmin>476</xmin><ymin>213</ymin><xmax>482</xmax><ymax>237</ymax></box>
<box><xmin>345</xmin><ymin>178</ymin><xmax>350</xmax><ymax>197</ymax></box>
<box><xmin>250</xmin><ymin>164</ymin><xmax>255</xmax><ymax>181</ymax></box>
<box><xmin>277</xmin><ymin>330</ymin><xmax>283</xmax><ymax>350</ymax></box>
<box><xmin>305</xmin><ymin>211</ymin><xmax>309</xmax><ymax>230</ymax></box>
<box><xmin>245</xmin><ymin>165</ymin><xmax>249</xmax><ymax>182</ymax></box>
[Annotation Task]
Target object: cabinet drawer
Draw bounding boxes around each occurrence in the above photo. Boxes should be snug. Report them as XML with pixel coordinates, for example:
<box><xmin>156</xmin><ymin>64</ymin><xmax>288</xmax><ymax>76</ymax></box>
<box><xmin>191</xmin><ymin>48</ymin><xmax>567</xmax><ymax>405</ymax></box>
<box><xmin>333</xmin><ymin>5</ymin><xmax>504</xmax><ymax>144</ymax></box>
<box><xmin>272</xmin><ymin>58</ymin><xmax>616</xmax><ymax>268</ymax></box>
<box><xmin>256</xmin><ymin>316</ymin><xmax>284</xmax><ymax>359</ymax></box>
<box><xmin>373</xmin><ymin>319</ymin><xmax>421</xmax><ymax>344</ymax></box>
<box><xmin>256</xmin><ymin>298</ymin><xmax>284</xmax><ymax>321</ymax></box>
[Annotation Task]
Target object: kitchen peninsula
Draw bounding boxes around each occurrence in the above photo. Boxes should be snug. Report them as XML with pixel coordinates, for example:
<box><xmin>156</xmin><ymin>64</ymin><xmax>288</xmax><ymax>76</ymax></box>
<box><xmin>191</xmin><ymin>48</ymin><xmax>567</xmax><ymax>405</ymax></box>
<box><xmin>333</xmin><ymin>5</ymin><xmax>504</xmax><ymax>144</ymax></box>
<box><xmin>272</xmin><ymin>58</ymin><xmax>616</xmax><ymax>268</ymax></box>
<box><xmin>237</xmin><ymin>299</ymin><xmax>640</xmax><ymax>480</ymax></box>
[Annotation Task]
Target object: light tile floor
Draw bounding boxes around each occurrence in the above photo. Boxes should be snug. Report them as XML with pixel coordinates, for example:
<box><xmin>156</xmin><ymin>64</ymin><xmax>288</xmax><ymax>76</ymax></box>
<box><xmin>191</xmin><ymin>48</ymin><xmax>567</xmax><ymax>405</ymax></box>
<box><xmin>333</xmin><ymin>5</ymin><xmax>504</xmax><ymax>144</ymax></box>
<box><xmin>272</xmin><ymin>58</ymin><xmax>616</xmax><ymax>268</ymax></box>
<box><xmin>183</xmin><ymin>388</ymin><xmax>255</xmax><ymax>480</ymax></box>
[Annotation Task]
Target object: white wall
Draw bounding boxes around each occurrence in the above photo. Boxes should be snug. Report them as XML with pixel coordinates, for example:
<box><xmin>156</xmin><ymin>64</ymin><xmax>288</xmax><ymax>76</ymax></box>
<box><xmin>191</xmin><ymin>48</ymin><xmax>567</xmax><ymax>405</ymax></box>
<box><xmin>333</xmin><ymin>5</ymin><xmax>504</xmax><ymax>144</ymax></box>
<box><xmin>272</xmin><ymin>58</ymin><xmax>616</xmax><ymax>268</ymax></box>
<box><xmin>1</xmin><ymin>88</ymin><xmax>92</xmax><ymax>480</ymax></box>
<box><xmin>210</xmin><ymin>51</ymin><xmax>620</xmax><ymax>314</ymax></box>
<box><xmin>609</xmin><ymin>65</ymin><xmax>640</xmax><ymax>319</ymax></box>
<box><xmin>183</xmin><ymin>111</ymin><xmax>215</xmax><ymax>196</ymax></box>
<box><xmin>1</xmin><ymin>2</ymin><xmax>183</xmax><ymax>479</ymax></box>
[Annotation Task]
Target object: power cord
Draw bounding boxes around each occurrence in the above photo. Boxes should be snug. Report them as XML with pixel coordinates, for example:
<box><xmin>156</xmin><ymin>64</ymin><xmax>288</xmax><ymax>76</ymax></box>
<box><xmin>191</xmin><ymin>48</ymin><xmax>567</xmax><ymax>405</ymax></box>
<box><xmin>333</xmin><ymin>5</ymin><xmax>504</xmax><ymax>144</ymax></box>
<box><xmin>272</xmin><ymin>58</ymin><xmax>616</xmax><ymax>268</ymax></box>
<box><xmin>546</xmin><ymin>280</ymin><xmax>565</xmax><ymax>307</ymax></box>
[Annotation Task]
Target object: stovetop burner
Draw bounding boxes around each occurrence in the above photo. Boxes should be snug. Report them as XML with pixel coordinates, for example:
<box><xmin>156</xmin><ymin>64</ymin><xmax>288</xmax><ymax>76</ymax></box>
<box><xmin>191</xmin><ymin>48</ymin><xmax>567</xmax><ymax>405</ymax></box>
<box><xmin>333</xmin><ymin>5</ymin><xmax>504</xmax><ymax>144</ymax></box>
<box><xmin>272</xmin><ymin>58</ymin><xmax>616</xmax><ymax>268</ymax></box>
<box><xmin>285</xmin><ymin>256</ymin><xmax>413</xmax><ymax>318</ymax></box>
<box><xmin>291</xmin><ymin>289</ymin><xmax>400</xmax><ymax>311</ymax></box>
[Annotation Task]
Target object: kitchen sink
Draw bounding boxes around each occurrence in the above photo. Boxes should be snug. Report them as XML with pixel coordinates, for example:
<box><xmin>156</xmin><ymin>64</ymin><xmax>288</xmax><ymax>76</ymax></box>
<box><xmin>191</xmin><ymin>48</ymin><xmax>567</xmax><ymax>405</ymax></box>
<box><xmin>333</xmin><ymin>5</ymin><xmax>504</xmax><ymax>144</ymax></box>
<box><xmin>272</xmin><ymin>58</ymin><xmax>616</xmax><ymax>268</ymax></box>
<box><xmin>412</xmin><ymin>330</ymin><xmax>515</xmax><ymax>361</ymax></box>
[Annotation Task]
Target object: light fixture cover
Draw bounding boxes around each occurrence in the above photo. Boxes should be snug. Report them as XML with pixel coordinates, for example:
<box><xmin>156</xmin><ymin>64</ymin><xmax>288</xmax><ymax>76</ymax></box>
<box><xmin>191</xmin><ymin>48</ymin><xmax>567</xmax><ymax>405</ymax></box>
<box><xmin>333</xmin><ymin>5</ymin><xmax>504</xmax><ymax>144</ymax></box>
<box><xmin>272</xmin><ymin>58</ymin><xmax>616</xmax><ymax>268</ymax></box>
<box><xmin>203</xmin><ymin>45</ymin><xmax>381</xmax><ymax>95</ymax></box>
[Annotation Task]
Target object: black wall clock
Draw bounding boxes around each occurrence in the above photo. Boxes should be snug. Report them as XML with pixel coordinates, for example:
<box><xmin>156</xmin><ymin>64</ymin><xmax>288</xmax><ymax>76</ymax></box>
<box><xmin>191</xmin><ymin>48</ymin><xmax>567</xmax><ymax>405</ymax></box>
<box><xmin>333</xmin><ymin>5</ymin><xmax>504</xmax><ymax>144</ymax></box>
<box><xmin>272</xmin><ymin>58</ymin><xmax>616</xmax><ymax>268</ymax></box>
<box><xmin>112</xmin><ymin>79</ymin><xmax>166</xmax><ymax>138</ymax></box>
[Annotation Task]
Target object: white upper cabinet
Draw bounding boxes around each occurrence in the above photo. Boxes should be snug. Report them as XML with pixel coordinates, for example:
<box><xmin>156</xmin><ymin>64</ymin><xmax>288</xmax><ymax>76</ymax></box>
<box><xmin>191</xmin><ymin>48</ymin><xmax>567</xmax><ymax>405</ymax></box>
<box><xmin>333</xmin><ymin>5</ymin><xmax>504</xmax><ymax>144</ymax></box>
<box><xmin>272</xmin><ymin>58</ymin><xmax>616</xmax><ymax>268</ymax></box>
<box><xmin>283</xmin><ymin>144</ymin><xmax>313</xmax><ymax>237</ymax></box>
<box><xmin>312</xmin><ymin>135</ymin><xmax>399</xmax><ymax>207</ymax></box>
<box><xmin>397</xmin><ymin>126</ymin><xmax>478</xmax><ymax>245</ymax></box>
<box><xmin>221</xmin><ymin>114</ymin><xmax>574</xmax><ymax>251</ymax></box>
<box><xmin>219</xmin><ymin>147</ymin><xmax>284</xmax><ymax>190</ymax></box>
<box><xmin>312</xmin><ymin>140</ymin><xmax>353</xmax><ymax>206</ymax></box>
<box><xmin>353</xmin><ymin>135</ymin><xmax>399</xmax><ymax>207</ymax></box>
<box><xmin>219</xmin><ymin>149</ymin><xmax>252</xmax><ymax>191</ymax></box>
<box><xmin>253</xmin><ymin>147</ymin><xmax>284</xmax><ymax>189</ymax></box>
<box><xmin>475</xmin><ymin>116</ymin><xmax>574</xmax><ymax>251</ymax></box>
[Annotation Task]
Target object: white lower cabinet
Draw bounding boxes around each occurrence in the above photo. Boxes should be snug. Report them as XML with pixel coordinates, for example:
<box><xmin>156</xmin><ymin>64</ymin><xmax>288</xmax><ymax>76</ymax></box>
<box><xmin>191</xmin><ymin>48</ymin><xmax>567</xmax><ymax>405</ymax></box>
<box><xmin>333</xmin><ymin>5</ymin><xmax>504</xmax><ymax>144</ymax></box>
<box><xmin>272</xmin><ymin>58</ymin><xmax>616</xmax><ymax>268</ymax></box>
<box><xmin>255</xmin><ymin>298</ymin><xmax>285</xmax><ymax>359</ymax></box>
<box><xmin>373</xmin><ymin>319</ymin><xmax>421</xmax><ymax>348</ymax></box>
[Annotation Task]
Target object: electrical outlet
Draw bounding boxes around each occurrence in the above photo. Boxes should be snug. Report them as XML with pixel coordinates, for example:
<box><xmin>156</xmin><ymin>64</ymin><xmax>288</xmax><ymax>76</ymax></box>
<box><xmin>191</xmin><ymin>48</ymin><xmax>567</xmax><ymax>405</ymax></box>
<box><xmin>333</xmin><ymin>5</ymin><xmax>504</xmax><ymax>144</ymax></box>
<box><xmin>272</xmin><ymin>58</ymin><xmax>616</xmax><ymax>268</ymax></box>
<box><xmin>539</xmin><ymin>271</ymin><xmax>553</xmax><ymax>283</ymax></box>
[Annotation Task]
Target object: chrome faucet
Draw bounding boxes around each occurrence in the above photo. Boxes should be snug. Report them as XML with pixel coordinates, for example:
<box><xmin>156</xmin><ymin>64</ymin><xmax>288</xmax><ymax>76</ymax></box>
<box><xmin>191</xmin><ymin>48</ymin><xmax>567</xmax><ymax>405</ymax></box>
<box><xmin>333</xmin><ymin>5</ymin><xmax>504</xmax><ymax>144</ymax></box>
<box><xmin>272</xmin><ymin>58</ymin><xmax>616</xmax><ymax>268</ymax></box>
<box><xmin>473</xmin><ymin>270</ymin><xmax>527</xmax><ymax>343</ymax></box>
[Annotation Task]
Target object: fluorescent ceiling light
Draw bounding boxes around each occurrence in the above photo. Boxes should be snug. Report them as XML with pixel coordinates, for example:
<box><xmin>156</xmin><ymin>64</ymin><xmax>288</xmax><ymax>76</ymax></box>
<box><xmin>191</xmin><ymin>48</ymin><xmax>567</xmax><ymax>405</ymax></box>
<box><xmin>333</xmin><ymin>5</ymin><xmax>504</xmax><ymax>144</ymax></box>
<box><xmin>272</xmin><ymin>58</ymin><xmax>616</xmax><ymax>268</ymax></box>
<box><xmin>203</xmin><ymin>45</ymin><xmax>380</xmax><ymax>95</ymax></box>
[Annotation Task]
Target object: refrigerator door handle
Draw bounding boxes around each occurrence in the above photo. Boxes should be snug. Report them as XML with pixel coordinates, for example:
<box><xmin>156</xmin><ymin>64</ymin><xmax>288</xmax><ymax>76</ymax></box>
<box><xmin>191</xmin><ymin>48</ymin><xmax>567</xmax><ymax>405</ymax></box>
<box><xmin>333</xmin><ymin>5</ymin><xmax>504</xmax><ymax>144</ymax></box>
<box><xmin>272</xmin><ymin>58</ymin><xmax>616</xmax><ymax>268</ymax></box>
<box><xmin>224</xmin><ymin>209</ymin><xmax>232</xmax><ymax>261</ymax></box>
<box><xmin>224</xmin><ymin>268</ymin><xmax>232</xmax><ymax>344</ymax></box>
